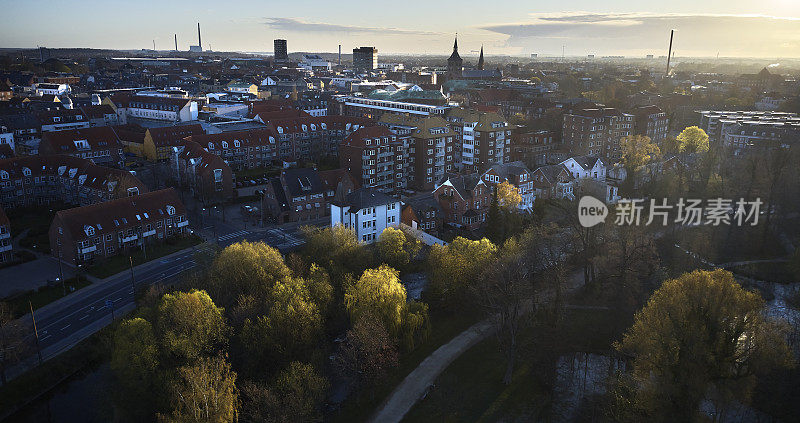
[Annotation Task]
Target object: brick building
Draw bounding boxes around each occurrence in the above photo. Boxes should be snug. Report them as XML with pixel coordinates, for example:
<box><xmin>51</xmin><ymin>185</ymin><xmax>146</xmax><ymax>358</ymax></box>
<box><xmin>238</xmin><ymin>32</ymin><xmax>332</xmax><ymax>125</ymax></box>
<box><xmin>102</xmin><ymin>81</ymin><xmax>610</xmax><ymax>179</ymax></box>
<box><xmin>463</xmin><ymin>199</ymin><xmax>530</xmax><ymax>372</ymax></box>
<box><xmin>632</xmin><ymin>105</ymin><xmax>669</xmax><ymax>145</ymax></box>
<box><xmin>0</xmin><ymin>155</ymin><xmax>146</xmax><ymax>209</ymax></box>
<box><xmin>0</xmin><ymin>206</ymin><xmax>11</xmax><ymax>263</ymax></box>
<box><xmin>173</xmin><ymin>140</ymin><xmax>234</xmax><ymax>203</ymax></box>
<box><xmin>261</xmin><ymin>167</ymin><xmax>355</xmax><ymax>224</ymax></box>
<box><xmin>433</xmin><ymin>173</ymin><xmax>490</xmax><ymax>230</ymax></box>
<box><xmin>479</xmin><ymin>161</ymin><xmax>534</xmax><ymax>211</ymax></box>
<box><xmin>39</xmin><ymin>127</ymin><xmax>125</xmax><ymax>167</ymax></box>
<box><xmin>49</xmin><ymin>188</ymin><xmax>188</xmax><ymax>265</ymax></box>
<box><xmin>339</xmin><ymin>126</ymin><xmax>404</xmax><ymax>193</ymax></box>
<box><xmin>401</xmin><ymin>193</ymin><xmax>443</xmax><ymax>235</ymax></box>
<box><xmin>562</xmin><ymin>108</ymin><xmax>633</xmax><ymax>162</ymax></box>
<box><xmin>510</xmin><ymin>128</ymin><xmax>556</xmax><ymax>168</ymax></box>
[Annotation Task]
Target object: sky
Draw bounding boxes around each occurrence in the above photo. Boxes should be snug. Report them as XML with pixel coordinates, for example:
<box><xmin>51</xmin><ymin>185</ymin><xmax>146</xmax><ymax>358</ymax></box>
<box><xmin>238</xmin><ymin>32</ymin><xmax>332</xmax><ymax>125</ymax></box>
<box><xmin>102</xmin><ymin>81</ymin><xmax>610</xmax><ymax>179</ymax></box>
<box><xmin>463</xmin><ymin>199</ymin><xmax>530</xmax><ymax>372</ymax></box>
<box><xmin>2</xmin><ymin>0</ymin><xmax>800</xmax><ymax>58</ymax></box>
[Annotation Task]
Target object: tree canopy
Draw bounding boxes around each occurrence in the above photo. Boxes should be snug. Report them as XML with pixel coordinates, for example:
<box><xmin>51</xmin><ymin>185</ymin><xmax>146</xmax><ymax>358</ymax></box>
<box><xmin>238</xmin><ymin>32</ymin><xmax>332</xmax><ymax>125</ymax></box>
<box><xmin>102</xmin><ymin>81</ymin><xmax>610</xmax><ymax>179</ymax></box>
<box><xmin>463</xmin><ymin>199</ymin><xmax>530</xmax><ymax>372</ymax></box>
<box><xmin>676</xmin><ymin>126</ymin><xmax>710</xmax><ymax>154</ymax></box>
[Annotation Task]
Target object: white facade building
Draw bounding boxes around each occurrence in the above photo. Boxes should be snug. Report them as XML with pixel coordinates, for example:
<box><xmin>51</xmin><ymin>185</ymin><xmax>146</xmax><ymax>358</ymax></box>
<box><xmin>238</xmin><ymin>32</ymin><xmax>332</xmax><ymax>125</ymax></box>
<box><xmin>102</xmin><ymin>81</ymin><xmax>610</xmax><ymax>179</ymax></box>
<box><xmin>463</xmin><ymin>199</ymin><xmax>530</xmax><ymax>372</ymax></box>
<box><xmin>330</xmin><ymin>188</ymin><xmax>401</xmax><ymax>243</ymax></box>
<box><xmin>35</xmin><ymin>83</ymin><xmax>71</xmax><ymax>96</ymax></box>
<box><xmin>561</xmin><ymin>156</ymin><xmax>606</xmax><ymax>181</ymax></box>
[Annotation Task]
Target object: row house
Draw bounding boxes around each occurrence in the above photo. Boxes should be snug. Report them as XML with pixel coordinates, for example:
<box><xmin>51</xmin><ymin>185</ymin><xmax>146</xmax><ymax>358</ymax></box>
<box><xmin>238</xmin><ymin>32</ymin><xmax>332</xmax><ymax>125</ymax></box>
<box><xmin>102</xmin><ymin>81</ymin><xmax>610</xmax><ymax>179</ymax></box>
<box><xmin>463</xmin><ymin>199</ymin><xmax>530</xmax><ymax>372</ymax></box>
<box><xmin>530</xmin><ymin>164</ymin><xmax>575</xmax><ymax>200</ymax></box>
<box><xmin>509</xmin><ymin>128</ymin><xmax>557</xmax><ymax>168</ymax></box>
<box><xmin>39</xmin><ymin>126</ymin><xmax>124</xmax><ymax>167</ymax></box>
<box><xmin>173</xmin><ymin>140</ymin><xmax>234</xmax><ymax>203</ymax></box>
<box><xmin>445</xmin><ymin>108</ymin><xmax>510</xmax><ymax>173</ymax></box>
<box><xmin>262</xmin><ymin>167</ymin><xmax>355</xmax><ymax>224</ymax></box>
<box><xmin>105</xmin><ymin>94</ymin><xmax>200</xmax><ymax>123</ymax></box>
<box><xmin>264</xmin><ymin>115</ymin><xmax>370</xmax><ymax>162</ymax></box>
<box><xmin>339</xmin><ymin>126</ymin><xmax>405</xmax><ymax>193</ymax></box>
<box><xmin>80</xmin><ymin>105</ymin><xmax>120</xmax><ymax>128</ymax></box>
<box><xmin>186</xmin><ymin>129</ymin><xmax>277</xmax><ymax>170</ymax></box>
<box><xmin>433</xmin><ymin>173</ymin><xmax>490</xmax><ymax>230</ymax></box>
<box><xmin>401</xmin><ymin>193</ymin><xmax>443</xmax><ymax>235</ymax></box>
<box><xmin>0</xmin><ymin>206</ymin><xmax>11</xmax><ymax>263</ymax></box>
<box><xmin>632</xmin><ymin>105</ymin><xmax>669</xmax><ymax>145</ymax></box>
<box><xmin>37</xmin><ymin>108</ymin><xmax>91</xmax><ymax>132</ymax></box>
<box><xmin>49</xmin><ymin>188</ymin><xmax>189</xmax><ymax>265</ymax></box>
<box><xmin>331</xmin><ymin>188</ymin><xmax>401</xmax><ymax>244</ymax></box>
<box><xmin>0</xmin><ymin>114</ymin><xmax>40</xmax><ymax>155</ymax></box>
<box><xmin>562</xmin><ymin>108</ymin><xmax>633</xmax><ymax>162</ymax></box>
<box><xmin>0</xmin><ymin>155</ymin><xmax>146</xmax><ymax>209</ymax></box>
<box><xmin>479</xmin><ymin>161</ymin><xmax>535</xmax><ymax>211</ymax></box>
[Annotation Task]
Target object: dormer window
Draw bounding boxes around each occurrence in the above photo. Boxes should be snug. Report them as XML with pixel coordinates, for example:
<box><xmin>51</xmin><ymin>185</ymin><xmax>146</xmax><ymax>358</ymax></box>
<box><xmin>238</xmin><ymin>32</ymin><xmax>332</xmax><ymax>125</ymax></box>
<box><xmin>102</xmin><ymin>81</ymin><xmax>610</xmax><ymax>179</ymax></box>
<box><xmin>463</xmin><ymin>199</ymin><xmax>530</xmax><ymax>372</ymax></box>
<box><xmin>166</xmin><ymin>205</ymin><xmax>176</xmax><ymax>216</ymax></box>
<box><xmin>84</xmin><ymin>225</ymin><xmax>95</xmax><ymax>236</ymax></box>
<box><xmin>221</xmin><ymin>141</ymin><xmax>228</xmax><ymax>149</ymax></box>
<box><xmin>22</xmin><ymin>167</ymin><xmax>31</xmax><ymax>177</ymax></box>
<box><xmin>0</xmin><ymin>170</ymin><xmax>7</xmax><ymax>180</ymax></box>
<box><xmin>208</xmin><ymin>142</ymin><xmax>214</xmax><ymax>150</ymax></box>
<box><xmin>234</xmin><ymin>140</ymin><xmax>240</xmax><ymax>148</ymax></box>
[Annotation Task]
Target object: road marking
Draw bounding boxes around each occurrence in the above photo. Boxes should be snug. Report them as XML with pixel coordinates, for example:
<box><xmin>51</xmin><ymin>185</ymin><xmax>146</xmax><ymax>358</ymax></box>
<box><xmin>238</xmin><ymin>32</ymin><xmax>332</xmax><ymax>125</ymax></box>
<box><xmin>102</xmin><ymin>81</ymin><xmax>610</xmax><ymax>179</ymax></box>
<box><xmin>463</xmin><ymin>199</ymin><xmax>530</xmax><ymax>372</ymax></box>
<box><xmin>41</xmin><ymin>334</ymin><xmax>51</xmax><ymax>341</ymax></box>
<box><xmin>60</xmin><ymin>324</ymin><xmax>70</xmax><ymax>331</ymax></box>
<box><xmin>79</xmin><ymin>314</ymin><xmax>90</xmax><ymax>321</ymax></box>
<box><xmin>115</xmin><ymin>297</ymin><xmax>122</xmax><ymax>302</ymax></box>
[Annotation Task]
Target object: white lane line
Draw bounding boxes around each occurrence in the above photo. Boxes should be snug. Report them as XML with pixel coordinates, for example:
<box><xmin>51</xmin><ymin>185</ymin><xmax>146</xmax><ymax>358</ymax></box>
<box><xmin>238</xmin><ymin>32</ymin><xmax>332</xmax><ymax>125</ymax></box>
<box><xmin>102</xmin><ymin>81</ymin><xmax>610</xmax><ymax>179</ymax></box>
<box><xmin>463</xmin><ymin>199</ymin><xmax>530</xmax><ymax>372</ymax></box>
<box><xmin>79</xmin><ymin>314</ymin><xmax>90</xmax><ymax>321</ymax></box>
<box><xmin>114</xmin><ymin>297</ymin><xmax>122</xmax><ymax>302</ymax></box>
<box><xmin>41</xmin><ymin>334</ymin><xmax>51</xmax><ymax>341</ymax></box>
<box><xmin>60</xmin><ymin>324</ymin><xmax>70</xmax><ymax>331</ymax></box>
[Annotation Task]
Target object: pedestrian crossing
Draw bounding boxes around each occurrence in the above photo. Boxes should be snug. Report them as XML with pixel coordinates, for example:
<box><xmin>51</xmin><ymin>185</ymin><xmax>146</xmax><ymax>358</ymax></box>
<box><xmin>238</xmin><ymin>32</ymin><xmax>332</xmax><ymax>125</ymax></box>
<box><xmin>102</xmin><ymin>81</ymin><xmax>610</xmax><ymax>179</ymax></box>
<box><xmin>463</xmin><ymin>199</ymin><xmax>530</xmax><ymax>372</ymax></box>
<box><xmin>265</xmin><ymin>228</ymin><xmax>304</xmax><ymax>248</ymax></box>
<box><xmin>217</xmin><ymin>230</ymin><xmax>250</xmax><ymax>242</ymax></box>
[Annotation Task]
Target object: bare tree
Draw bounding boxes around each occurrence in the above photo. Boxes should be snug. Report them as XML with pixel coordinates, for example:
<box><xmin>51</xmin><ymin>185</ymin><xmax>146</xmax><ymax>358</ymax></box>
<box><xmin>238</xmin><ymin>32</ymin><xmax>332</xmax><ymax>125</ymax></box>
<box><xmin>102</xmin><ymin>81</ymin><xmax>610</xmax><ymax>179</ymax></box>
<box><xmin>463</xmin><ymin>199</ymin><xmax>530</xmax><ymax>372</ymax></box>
<box><xmin>0</xmin><ymin>302</ymin><xmax>31</xmax><ymax>386</ymax></box>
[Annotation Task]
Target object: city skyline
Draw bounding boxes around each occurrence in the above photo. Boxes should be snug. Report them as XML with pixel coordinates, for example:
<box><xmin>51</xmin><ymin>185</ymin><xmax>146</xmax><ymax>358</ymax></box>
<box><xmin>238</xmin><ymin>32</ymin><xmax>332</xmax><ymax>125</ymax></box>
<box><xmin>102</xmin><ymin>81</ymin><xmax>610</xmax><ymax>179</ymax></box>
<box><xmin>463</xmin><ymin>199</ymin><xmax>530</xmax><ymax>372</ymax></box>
<box><xmin>2</xmin><ymin>0</ymin><xmax>800</xmax><ymax>58</ymax></box>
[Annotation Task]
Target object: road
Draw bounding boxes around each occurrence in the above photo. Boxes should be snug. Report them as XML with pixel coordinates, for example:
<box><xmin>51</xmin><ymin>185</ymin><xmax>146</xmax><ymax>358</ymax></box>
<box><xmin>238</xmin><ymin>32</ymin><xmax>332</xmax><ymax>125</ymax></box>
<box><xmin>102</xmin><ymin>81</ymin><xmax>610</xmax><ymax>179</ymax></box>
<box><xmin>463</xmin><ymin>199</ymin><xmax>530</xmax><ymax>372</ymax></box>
<box><xmin>5</xmin><ymin>222</ymin><xmax>310</xmax><ymax>382</ymax></box>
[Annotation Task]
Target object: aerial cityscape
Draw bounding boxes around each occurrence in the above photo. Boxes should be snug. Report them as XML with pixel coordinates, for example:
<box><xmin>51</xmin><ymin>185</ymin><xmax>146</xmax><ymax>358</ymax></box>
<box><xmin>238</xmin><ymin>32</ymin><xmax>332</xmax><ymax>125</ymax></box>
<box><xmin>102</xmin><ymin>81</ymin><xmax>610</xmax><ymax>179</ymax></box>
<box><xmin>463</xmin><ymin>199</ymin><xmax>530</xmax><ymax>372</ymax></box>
<box><xmin>1</xmin><ymin>1</ymin><xmax>799</xmax><ymax>422</ymax></box>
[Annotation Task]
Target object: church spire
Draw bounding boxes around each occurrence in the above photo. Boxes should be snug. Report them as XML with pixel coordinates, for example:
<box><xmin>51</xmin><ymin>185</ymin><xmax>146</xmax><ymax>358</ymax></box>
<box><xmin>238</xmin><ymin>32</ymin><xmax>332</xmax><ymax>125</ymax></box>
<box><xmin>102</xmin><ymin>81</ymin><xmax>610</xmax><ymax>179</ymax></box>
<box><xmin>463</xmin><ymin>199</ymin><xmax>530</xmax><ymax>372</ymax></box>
<box><xmin>453</xmin><ymin>34</ymin><xmax>458</xmax><ymax>53</ymax></box>
<box><xmin>478</xmin><ymin>45</ymin><xmax>484</xmax><ymax>70</ymax></box>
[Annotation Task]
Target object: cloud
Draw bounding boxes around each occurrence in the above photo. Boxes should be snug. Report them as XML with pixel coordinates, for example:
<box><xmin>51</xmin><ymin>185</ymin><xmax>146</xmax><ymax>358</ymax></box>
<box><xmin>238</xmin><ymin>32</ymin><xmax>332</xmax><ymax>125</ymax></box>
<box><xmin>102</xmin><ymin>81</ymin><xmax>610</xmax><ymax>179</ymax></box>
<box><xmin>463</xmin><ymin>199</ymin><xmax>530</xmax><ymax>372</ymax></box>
<box><xmin>479</xmin><ymin>12</ymin><xmax>800</xmax><ymax>56</ymax></box>
<box><xmin>264</xmin><ymin>18</ymin><xmax>440</xmax><ymax>37</ymax></box>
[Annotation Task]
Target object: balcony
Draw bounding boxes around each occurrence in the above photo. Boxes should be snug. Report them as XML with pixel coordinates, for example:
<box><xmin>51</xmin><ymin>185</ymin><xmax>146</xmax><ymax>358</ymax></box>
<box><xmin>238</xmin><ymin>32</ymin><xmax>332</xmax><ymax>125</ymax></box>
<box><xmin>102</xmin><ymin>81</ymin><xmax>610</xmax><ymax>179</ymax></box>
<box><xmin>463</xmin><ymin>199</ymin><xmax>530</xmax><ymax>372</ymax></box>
<box><xmin>177</xmin><ymin>221</ymin><xmax>189</xmax><ymax>228</ymax></box>
<box><xmin>122</xmin><ymin>235</ymin><xmax>138</xmax><ymax>243</ymax></box>
<box><xmin>0</xmin><ymin>244</ymin><xmax>11</xmax><ymax>253</ymax></box>
<box><xmin>143</xmin><ymin>229</ymin><xmax>156</xmax><ymax>237</ymax></box>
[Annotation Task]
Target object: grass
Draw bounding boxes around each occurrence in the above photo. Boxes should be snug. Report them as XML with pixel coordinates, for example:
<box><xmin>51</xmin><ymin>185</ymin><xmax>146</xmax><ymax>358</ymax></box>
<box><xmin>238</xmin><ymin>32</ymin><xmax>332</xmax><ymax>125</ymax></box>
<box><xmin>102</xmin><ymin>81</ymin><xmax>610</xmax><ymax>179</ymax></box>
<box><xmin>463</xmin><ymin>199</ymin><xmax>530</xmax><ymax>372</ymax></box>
<box><xmin>329</xmin><ymin>308</ymin><xmax>482</xmax><ymax>423</ymax></box>
<box><xmin>87</xmin><ymin>235</ymin><xmax>203</xmax><ymax>279</ymax></box>
<box><xmin>6</xmin><ymin>276</ymin><xmax>92</xmax><ymax>319</ymax></box>
<box><xmin>402</xmin><ymin>307</ymin><xmax>621</xmax><ymax>423</ymax></box>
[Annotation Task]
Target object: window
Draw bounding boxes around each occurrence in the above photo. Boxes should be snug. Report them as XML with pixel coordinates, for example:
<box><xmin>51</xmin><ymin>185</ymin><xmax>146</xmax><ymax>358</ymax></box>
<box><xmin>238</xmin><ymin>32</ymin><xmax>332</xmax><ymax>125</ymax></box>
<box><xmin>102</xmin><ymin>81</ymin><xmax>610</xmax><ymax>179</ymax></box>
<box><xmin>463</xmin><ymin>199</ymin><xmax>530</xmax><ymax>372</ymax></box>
<box><xmin>166</xmin><ymin>205</ymin><xmax>176</xmax><ymax>216</ymax></box>
<box><xmin>84</xmin><ymin>225</ymin><xmax>95</xmax><ymax>236</ymax></box>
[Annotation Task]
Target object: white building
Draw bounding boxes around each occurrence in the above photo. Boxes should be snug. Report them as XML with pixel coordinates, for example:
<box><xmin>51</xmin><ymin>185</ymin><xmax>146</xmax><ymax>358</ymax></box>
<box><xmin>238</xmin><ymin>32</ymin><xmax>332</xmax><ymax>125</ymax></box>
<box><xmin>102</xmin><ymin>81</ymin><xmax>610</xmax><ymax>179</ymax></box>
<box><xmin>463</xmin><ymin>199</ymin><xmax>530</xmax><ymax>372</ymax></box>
<box><xmin>114</xmin><ymin>95</ymin><xmax>199</xmax><ymax>123</ymax></box>
<box><xmin>560</xmin><ymin>156</ymin><xmax>606</xmax><ymax>181</ymax></box>
<box><xmin>0</xmin><ymin>128</ymin><xmax>13</xmax><ymax>153</ymax></box>
<box><xmin>299</xmin><ymin>54</ymin><xmax>332</xmax><ymax>72</ymax></box>
<box><xmin>330</xmin><ymin>188</ymin><xmax>401</xmax><ymax>243</ymax></box>
<box><xmin>35</xmin><ymin>83</ymin><xmax>71</xmax><ymax>96</ymax></box>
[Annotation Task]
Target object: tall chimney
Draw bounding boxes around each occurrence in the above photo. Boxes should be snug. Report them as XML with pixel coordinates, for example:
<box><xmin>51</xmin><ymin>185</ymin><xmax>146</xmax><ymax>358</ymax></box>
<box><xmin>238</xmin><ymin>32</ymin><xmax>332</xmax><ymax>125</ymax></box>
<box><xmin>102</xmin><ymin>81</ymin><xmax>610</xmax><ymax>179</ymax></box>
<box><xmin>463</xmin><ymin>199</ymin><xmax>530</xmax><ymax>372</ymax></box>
<box><xmin>338</xmin><ymin>44</ymin><xmax>341</xmax><ymax>65</ymax></box>
<box><xmin>666</xmin><ymin>29</ymin><xmax>674</xmax><ymax>76</ymax></box>
<box><xmin>197</xmin><ymin>23</ymin><xmax>202</xmax><ymax>50</ymax></box>
<box><xmin>175</xmin><ymin>34</ymin><xmax>178</xmax><ymax>51</ymax></box>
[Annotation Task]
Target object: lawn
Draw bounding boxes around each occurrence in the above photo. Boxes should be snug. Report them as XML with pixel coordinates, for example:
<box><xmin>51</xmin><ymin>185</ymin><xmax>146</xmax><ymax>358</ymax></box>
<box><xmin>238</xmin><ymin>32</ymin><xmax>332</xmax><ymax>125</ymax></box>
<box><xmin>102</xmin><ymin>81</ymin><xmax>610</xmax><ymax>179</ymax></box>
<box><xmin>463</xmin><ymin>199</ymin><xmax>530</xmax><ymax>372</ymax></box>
<box><xmin>402</xmin><ymin>307</ymin><xmax>622</xmax><ymax>423</ymax></box>
<box><xmin>87</xmin><ymin>235</ymin><xmax>203</xmax><ymax>279</ymax></box>
<box><xmin>329</xmin><ymin>308</ymin><xmax>482</xmax><ymax>423</ymax></box>
<box><xmin>7</xmin><ymin>276</ymin><xmax>92</xmax><ymax>319</ymax></box>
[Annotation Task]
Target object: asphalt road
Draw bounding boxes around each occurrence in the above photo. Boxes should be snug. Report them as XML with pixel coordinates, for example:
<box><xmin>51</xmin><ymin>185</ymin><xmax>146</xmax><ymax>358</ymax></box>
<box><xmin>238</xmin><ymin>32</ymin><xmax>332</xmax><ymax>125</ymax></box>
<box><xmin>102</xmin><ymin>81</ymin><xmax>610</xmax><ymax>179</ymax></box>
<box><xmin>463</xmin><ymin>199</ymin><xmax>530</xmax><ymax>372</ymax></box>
<box><xmin>7</xmin><ymin>224</ymin><xmax>309</xmax><ymax>382</ymax></box>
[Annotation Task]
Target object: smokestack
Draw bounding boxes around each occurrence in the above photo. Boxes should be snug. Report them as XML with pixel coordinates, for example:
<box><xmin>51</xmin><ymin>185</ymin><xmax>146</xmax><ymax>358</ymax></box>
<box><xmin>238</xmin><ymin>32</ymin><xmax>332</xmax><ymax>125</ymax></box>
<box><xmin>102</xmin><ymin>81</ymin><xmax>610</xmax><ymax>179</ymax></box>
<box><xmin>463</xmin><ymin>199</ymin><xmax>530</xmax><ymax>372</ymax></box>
<box><xmin>175</xmin><ymin>34</ymin><xmax>178</xmax><ymax>51</ymax></box>
<box><xmin>197</xmin><ymin>23</ymin><xmax>202</xmax><ymax>50</ymax></box>
<box><xmin>338</xmin><ymin>44</ymin><xmax>341</xmax><ymax>65</ymax></box>
<box><xmin>666</xmin><ymin>29</ymin><xmax>674</xmax><ymax>76</ymax></box>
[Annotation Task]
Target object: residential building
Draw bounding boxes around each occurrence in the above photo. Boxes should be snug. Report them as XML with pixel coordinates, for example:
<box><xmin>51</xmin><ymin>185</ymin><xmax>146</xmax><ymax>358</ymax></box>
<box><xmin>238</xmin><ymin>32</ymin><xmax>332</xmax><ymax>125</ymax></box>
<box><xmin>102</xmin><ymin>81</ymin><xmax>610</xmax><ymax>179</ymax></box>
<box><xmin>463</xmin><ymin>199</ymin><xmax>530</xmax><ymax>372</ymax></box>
<box><xmin>265</xmin><ymin>115</ymin><xmax>370</xmax><ymax>161</ymax></box>
<box><xmin>106</xmin><ymin>94</ymin><xmax>200</xmax><ymax>123</ymax></box>
<box><xmin>353</xmin><ymin>47</ymin><xmax>378</xmax><ymax>73</ymax></box>
<box><xmin>274</xmin><ymin>39</ymin><xmax>288</xmax><ymax>62</ymax></box>
<box><xmin>37</xmin><ymin>108</ymin><xmax>91</xmax><ymax>132</ymax></box>
<box><xmin>300</xmin><ymin>55</ymin><xmax>333</xmax><ymax>72</ymax></box>
<box><xmin>39</xmin><ymin>127</ymin><xmax>125</xmax><ymax>167</ymax></box>
<box><xmin>0</xmin><ymin>155</ymin><xmax>146</xmax><ymax>209</ymax></box>
<box><xmin>531</xmin><ymin>164</ymin><xmax>574</xmax><ymax>200</ymax></box>
<box><xmin>433</xmin><ymin>173</ymin><xmax>490</xmax><ymax>230</ymax></box>
<box><xmin>187</xmin><ymin>129</ymin><xmax>277</xmax><ymax>170</ymax></box>
<box><xmin>49</xmin><ymin>188</ymin><xmax>188</xmax><ymax>265</ymax></box>
<box><xmin>35</xmin><ymin>83</ymin><xmax>71</xmax><ymax>96</ymax></box>
<box><xmin>141</xmin><ymin>124</ymin><xmax>205</xmax><ymax>161</ymax></box>
<box><xmin>226</xmin><ymin>81</ymin><xmax>258</xmax><ymax>96</ymax></box>
<box><xmin>560</xmin><ymin>156</ymin><xmax>607</xmax><ymax>181</ymax></box>
<box><xmin>632</xmin><ymin>105</ymin><xmax>669</xmax><ymax>145</ymax></box>
<box><xmin>173</xmin><ymin>140</ymin><xmax>234</xmax><ymax>202</ymax></box>
<box><xmin>333</xmin><ymin>91</ymin><xmax>449</xmax><ymax>119</ymax></box>
<box><xmin>401</xmin><ymin>193</ymin><xmax>443</xmax><ymax>235</ymax></box>
<box><xmin>0</xmin><ymin>114</ymin><xmax>41</xmax><ymax>155</ymax></box>
<box><xmin>562</xmin><ymin>108</ymin><xmax>633</xmax><ymax>162</ymax></box>
<box><xmin>339</xmin><ymin>126</ymin><xmax>403</xmax><ymax>193</ymax></box>
<box><xmin>81</xmin><ymin>105</ymin><xmax>120</xmax><ymax>127</ymax></box>
<box><xmin>445</xmin><ymin>108</ymin><xmax>510</xmax><ymax>172</ymax></box>
<box><xmin>698</xmin><ymin>110</ymin><xmax>800</xmax><ymax>143</ymax></box>
<box><xmin>262</xmin><ymin>167</ymin><xmax>355</xmax><ymax>224</ymax></box>
<box><xmin>510</xmin><ymin>128</ymin><xmax>556</xmax><ymax>168</ymax></box>
<box><xmin>0</xmin><ymin>206</ymin><xmax>11</xmax><ymax>263</ymax></box>
<box><xmin>479</xmin><ymin>161</ymin><xmax>534</xmax><ymax>211</ymax></box>
<box><xmin>721</xmin><ymin>122</ymin><xmax>800</xmax><ymax>156</ymax></box>
<box><xmin>331</xmin><ymin>187</ymin><xmax>401</xmax><ymax>243</ymax></box>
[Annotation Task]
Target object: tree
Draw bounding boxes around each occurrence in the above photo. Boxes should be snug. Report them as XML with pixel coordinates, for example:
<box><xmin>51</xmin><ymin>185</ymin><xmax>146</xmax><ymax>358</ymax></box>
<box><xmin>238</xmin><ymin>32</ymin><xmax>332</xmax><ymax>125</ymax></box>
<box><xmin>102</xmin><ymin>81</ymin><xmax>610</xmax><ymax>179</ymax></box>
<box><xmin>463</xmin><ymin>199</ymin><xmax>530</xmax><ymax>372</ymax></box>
<box><xmin>335</xmin><ymin>315</ymin><xmax>399</xmax><ymax>391</ymax></box>
<box><xmin>485</xmin><ymin>186</ymin><xmax>503</xmax><ymax>243</ymax></box>
<box><xmin>496</xmin><ymin>180</ymin><xmax>522</xmax><ymax>212</ymax></box>
<box><xmin>344</xmin><ymin>265</ymin><xmax>430</xmax><ymax>349</ymax></box>
<box><xmin>156</xmin><ymin>290</ymin><xmax>229</xmax><ymax>365</ymax></box>
<box><xmin>301</xmin><ymin>225</ymin><xmax>373</xmax><ymax>280</ymax></box>
<box><xmin>269</xmin><ymin>362</ymin><xmax>328</xmax><ymax>423</ymax></box>
<box><xmin>428</xmin><ymin>237</ymin><xmax>498</xmax><ymax>306</ymax></box>
<box><xmin>0</xmin><ymin>302</ymin><xmax>30</xmax><ymax>386</ymax></box>
<box><xmin>676</xmin><ymin>126</ymin><xmax>710</xmax><ymax>155</ymax></box>
<box><xmin>111</xmin><ymin>318</ymin><xmax>161</xmax><ymax>419</ymax></box>
<box><xmin>617</xmin><ymin>270</ymin><xmax>794</xmax><ymax>421</ymax></box>
<box><xmin>620</xmin><ymin>135</ymin><xmax>661</xmax><ymax>190</ymax></box>
<box><xmin>376</xmin><ymin>227</ymin><xmax>421</xmax><ymax>270</ymax></box>
<box><xmin>205</xmin><ymin>241</ymin><xmax>291</xmax><ymax>308</ymax></box>
<box><xmin>240</xmin><ymin>278</ymin><xmax>323</xmax><ymax>372</ymax></box>
<box><xmin>160</xmin><ymin>355</ymin><xmax>238</xmax><ymax>423</ymax></box>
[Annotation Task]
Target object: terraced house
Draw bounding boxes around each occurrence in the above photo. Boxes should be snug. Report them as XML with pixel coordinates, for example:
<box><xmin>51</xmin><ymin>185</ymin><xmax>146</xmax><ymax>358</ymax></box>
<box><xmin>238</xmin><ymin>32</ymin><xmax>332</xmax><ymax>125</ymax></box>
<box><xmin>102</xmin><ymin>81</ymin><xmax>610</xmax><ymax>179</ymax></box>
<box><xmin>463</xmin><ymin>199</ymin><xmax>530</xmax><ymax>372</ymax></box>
<box><xmin>0</xmin><ymin>155</ymin><xmax>146</xmax><ymax>209</ymax></box>
<box><xmin>261</xmin><ymin>167</ymin><xmax>355</xmax><ymax>224</ymax></box>
<box><xmin>185</xmin><ymin>129</ymin><xmax>277</xmax><ymax>170</ymax></box>
<box><xmin>49</xmin><ymin>188</ymin><xmax>188</xmax><ymax>265</ymax></box>
<box><xmin>173</xmin><ymin>139</ymin><xmax>234</xmax><ymax>202</ymax></box>
<box><xmin>264</xmin><ymin>115</ymin><xmax>370</xmax><ymax>162</ymax></box>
